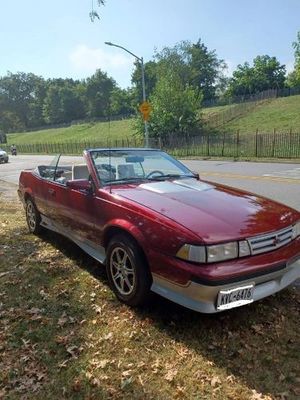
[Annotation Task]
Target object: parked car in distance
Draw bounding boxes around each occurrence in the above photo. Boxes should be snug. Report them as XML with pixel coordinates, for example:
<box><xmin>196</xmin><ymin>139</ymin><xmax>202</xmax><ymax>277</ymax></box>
<box><xmin>18</xmin><ymin>148</ymin><xmax>300</xmax><ymax>313</ymax></box>
<box><xmin>0</xmin><ymin>148</ymin><xmax>9</xmax><ymax>163</ymax></box>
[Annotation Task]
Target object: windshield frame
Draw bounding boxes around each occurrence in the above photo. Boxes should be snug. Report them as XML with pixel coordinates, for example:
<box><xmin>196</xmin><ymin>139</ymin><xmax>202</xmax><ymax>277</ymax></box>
<box><xmin>89</xmin><ymin>148</ymin><xmax>194</xmax><ymax>186</ymax></box>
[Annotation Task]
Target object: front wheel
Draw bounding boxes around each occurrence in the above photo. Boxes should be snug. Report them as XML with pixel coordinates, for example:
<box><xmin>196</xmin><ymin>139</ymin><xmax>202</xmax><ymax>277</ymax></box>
<box><xmin>26</xmin><ymin>199</ymin><xmax>42</xmax><ymax>234</ymax></box>
<box><xmin>106</xmin><ymin>234</ymin><xmax>152</xmax><ymax>307</ymax></box>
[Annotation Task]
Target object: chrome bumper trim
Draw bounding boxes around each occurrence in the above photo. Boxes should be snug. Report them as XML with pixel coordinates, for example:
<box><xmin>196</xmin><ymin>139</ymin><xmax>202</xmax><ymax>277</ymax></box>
<box><xmin>151</xmin><ymin>258</ymin><xmax>300</xmax><ymax>313</ymax></box>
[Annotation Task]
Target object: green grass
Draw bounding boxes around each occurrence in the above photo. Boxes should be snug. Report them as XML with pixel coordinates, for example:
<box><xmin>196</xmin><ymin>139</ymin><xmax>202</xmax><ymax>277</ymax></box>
<box><xmin>1</xmin><ymin>197</ymin><xmax>300</xmax><ymax>399</ymax></box>
<box><xmin>6</xmin><ymin>95</ymin><xmax>300</xmax><ymax>147</ymax></box>
<box><xmin>200</xmin><ymin>104</ymin><xmax>232</xmax><ymax>121</ymax></box>
<box><xmin>219</xmin><ymin>95</ymin><xmax>300</xmax><ymax>134</ymax></box>
<box><xmin>7</xmin><ymin>119</ymin><xmax>136</xmax><ymax>145</ymax></box>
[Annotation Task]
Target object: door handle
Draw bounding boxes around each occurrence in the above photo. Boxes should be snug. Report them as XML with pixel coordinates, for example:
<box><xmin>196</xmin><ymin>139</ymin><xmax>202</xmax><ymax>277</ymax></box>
<box><xmin>48</xmin><ymin>188</ymin><xmax>56</xmax><ymax>196</ymax></box>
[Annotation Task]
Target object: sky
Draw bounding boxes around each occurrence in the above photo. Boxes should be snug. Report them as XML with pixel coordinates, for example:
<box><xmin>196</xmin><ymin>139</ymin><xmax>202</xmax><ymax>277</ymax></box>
<box><xmin>0</xmin><ymin>0</ymin><xmax>299</xmax><ymax>88</ymax></box>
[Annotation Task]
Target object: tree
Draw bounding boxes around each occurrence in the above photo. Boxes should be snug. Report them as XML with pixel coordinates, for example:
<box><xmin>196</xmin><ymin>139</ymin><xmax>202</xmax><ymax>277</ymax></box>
<box><xmin>286</xmin><ymin>31</ymin><xmax>300</xmax><ymax>87</ymax></box>
<box><xmin>227</xmin><ymin>55</ymin><xmax>286</xmax><ymax>96</ymax></box>
<box><xmin>186</xmin><ymin>40</ymin><xmax>226</xmax><ymax>100</ymax></box>
<box><xmin>148</xmin><ymin>71</ymin><xmax>202</xmax><ymax>139</ymax></box>
<box><xmin>43</xmin><ymin>82</ymin><xmax>86</xmax><ymax>124</ymax></box>
<box><xmin>131</xmin><ymin>60</ymin><xmax>158</xmax><ymax>105</ymax></box>
<box><xmin>0</xmin><ymin>72</ymin><xmax>47</xmax><ymax>129</ymax></box>
<box><xmin>0</xmin><ymin>110</ymin><xmax>23</xmax><ymax>132</ymax></box>
<box><xmin>110</xmin><ymin>87</ymin><xmax>135</xmax><ymax>115</ymax></box>
<box><xmin>86</xmin><ymin>70</ymin><xmax>115</xmax><ymax>118</ymax></box>
<box><xmin>131</xmin><ymin>39</ymin><xmax>225</xmax><ymax>104</ymax></box>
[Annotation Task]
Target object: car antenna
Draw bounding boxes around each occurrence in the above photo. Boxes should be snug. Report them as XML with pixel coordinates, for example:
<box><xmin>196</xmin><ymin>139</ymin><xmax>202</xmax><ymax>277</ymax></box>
<box><xmin>108</xmin><ymin>101</ymin><xmax>112</xmax><ymax>194</ymax></box>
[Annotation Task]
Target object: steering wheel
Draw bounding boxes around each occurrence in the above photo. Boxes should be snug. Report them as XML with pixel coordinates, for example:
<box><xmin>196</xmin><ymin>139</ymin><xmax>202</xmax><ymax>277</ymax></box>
<box><xmin>146</xmin><ymin>170</ymin><xmax>164</xmax><ymax>179</ymax></box>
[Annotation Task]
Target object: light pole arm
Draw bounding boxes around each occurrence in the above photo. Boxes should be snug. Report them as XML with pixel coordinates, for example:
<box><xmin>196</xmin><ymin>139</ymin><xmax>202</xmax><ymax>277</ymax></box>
<box><xmin>104</xmin><ymin>42</ymin><xmax>142</xmax><ymax>62</ymax></box>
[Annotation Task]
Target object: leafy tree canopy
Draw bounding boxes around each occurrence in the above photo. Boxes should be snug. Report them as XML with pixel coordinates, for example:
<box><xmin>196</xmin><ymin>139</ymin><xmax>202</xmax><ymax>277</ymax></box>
<box><xmin>226</xmin><ymin>55</ymin><xmax>286</xmax><ymax>96</ymax></box>
<box><xmin>286</xmin><ymin>31</ymin><xmax>300</xmax><ymax>87</ymax></box>
<box><xmin>132</xmin><ymin>39</ymin><xmax>226</xmax><ymax>102</ymax></box>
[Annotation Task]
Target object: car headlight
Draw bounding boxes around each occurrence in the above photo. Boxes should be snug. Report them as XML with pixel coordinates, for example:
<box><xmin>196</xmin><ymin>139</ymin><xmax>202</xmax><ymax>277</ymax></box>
<box><xmin>176</xmin><ymin>244</ymin><xmax>206</xmax><ymax>263</ymax></box>
<box><xmin>176</xmin><ymin>240</ymin><xmax>251</xmax><ymax>263</ymax></box>
<box><xmin>207</xmin><ymin>242</ymin><xmax>238</xmax><ymax>263</ymax></box>
<box><xmin>292</xmin><ymin>221</ymin><xmax>300</xmax><ymax>239</ymax></box>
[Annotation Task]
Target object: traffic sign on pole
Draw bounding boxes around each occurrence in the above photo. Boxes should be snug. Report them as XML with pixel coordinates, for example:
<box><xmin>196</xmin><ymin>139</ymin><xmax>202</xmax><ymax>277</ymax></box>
<box><xmin>139</xmin><ymin>101</ymin><xmax>152</xmax><ymax>121</ymax></box>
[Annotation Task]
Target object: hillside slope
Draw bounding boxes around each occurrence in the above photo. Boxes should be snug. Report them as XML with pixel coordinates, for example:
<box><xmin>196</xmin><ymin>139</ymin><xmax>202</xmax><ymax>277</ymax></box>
<box><xmin>7</xmin><ymin>119</ymin><xmax>136</xmax><ymax>145</ymax></box>
<box><xmin>6</xmin><ymin>95</ymin><xmax>300</xmax><ymax>145</ymax></box>
<box><xmin>208</xmin><ymin>95</ymin><xmax>300</xmax><ymax>134</ymax></box>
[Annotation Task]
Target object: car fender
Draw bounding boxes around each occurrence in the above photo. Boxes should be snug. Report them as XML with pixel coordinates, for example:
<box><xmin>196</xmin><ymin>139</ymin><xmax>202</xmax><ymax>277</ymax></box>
<box><xmin>102</xmin><ymin>218</ymin><xmax>148</xmax><ymax>252</ymax></box>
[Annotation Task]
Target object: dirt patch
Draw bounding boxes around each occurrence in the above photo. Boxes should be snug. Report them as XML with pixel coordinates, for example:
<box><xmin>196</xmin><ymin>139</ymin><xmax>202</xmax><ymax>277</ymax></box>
<box><xmin>0</xmin><ymin>180</ymin><xmax>18</xmax><ymax>201</ymax></box>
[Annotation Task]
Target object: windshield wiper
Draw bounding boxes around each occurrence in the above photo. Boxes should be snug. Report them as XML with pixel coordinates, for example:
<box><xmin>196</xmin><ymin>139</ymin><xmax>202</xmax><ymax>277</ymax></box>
<box><xmin>147</xmin><ymin>174</ymin><xmax>196</xmax><ymax>181</ymax></box>
<box><xmin>105</xmin><ymin>177</ymin><xmax>145</xmax><ymax>185</ymax></box>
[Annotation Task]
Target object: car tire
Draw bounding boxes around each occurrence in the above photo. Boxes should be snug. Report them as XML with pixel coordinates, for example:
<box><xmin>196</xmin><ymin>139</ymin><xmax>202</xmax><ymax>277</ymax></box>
<box><xmin>106</xmin><ymin>234</ymin><xmax>152</xmax><ymax>307</ymax></box>
<box><xmin>26</xmin><ymin>198</ymin><xmax>42</xmax><ymax>234</ymax></box>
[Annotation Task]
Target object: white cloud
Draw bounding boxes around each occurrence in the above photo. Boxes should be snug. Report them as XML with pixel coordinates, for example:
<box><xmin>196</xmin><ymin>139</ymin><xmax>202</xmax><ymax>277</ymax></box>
<box><xmin>69</xmin><ymin>44</ymin><xmax>133</xmax><ymax>75</ymax></box>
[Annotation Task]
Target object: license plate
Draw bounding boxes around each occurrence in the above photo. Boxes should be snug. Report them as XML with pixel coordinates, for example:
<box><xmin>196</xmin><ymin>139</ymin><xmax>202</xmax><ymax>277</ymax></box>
<box><xmin>217</xmin><ymin>284</ymin><xmax>254</xmax><ymax>311</ymax></box>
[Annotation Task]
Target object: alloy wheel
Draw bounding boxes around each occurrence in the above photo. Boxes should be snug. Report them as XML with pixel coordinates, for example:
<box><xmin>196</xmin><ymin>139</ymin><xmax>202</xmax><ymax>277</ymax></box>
<box><xmin>110</xmin><ymin>246</ymin><xmax>136</xmax><ymax>295</ymax></box>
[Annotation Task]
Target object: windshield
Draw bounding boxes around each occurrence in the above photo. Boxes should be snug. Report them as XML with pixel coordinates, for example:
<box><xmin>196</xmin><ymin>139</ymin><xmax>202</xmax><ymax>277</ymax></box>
<box><xmin>90</xmin><ymin>149</ymin><xmax>194</xmax><ymax>185</ymax></box>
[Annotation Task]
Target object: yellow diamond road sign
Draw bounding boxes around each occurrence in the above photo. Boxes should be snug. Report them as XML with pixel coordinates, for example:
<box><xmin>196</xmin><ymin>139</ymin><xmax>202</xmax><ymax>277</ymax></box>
<box><xmin>139</xmin><ymin>101</ymin><xmax>152</xmax><ymax>121</ymax></box>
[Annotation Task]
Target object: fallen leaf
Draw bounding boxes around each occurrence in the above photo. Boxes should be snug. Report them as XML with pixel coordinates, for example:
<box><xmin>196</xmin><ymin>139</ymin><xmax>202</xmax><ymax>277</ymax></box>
<box><xmin>99</xmin><ymin>359</ymin><xmax>109</xmax><ymax>369</ymax></box>
<box><xmin>165</xmin><ymin>368</ymin><xmax>178</xmax><ymax>382</ymax></box>
<box><xmin>66</xmin><ymin>345</ymin><xmax>80</xmax><ymax>358</ymax></box>
<box><xmin>210</xmin><ymin>376</ymin><xmax>221</xmax><ymax>387</ymax></box>
<box><xmin>250</xmin><ymin>389</ymin><xmax>264</xmax><ymax>399</ymax></box>
<box><xmin>122</xmin><ymin>370</ymin><xmax>132</xmax><ymax>378</ymax></box>
<box><xmin>103</xmin><ymin>332</ymin><xmax>113</xmax><ymax>340</ymax></box>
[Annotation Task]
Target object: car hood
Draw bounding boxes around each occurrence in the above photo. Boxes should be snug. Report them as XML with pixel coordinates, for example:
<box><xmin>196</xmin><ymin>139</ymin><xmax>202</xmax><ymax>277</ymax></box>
<box><xmin>0</xmin><ymin>151</ymin><xmax>7</xmax><ymax>156</ymax></box>
<box><xmin>113</xmin><ymin>178</ymin><xmax>299</xmax><ymax>243</ymax></box>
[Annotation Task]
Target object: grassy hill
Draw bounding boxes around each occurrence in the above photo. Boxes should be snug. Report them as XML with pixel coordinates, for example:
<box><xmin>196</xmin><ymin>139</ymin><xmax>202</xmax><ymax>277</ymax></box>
<box><xmin>7</xmin><ymin>119</ymin><xmax>136</xmax><ymax>145</ymax></box>
<box><xmin>6</xmin><ymin>95</ymin><xmax>300</xmax><ymax>145</ymax></box>
<box><xmin>204</xmin><ymin>95</ymin><xmax>300</xmax><ymax>134</ymax></box>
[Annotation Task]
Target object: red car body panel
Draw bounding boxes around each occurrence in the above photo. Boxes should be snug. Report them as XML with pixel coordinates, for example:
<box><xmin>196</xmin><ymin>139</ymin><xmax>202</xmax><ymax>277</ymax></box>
<box><xmin>112</xmin><ymin>183</ymin><xmax>298</xmax><ymax>243</ymax></box>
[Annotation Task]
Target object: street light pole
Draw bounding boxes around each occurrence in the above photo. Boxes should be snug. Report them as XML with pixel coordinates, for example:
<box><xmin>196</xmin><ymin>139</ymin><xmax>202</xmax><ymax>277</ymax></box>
<box><xmin>105</xmin><ymin>41</ymin><xmax>149</xmax><ymax>147</ymax></box>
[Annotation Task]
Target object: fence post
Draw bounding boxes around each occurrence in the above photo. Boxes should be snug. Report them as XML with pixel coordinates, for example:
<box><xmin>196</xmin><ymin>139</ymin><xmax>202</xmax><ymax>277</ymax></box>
<box><xmin>272</xmin><ymin>128</ymin><xmax>276</xmax><ymax>158</ymax></box>
<box><xmin>289</xmin><ymin>128</ymin><xmax>293</xmax><ymax>158</ymax></box>
<box><xmin>207</xmin><ymin>131</ymin><xmax>210</xmax><ymax>156</ymax></box>
<box><xmin>236</xmin><ymin>130</ymin><xmax>240</xmax><ymax>158</ymax></box>
<box><xmin>255</xmin><ymin>128</ymin><xmax>258</xmax><ymax>157</ymax></box>
<box><xmin>222</xmin><ymin>131</ymin><xmax>226</xmax><ymax>156</ymax></box>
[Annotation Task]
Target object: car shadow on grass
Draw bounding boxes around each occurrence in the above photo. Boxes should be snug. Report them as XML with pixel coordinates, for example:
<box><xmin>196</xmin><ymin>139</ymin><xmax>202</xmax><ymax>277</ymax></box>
<box><xmin>38</xmin><ymin>229</ymin><xmax>300</xmax><ymax>399</ymax></box>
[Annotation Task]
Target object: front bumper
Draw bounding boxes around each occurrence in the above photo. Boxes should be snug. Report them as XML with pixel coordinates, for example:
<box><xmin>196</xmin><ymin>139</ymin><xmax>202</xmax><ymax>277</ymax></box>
<box><xmin>151</xmin><ymin>257</ymin><xmax>300</xmax><ymax>313</ymax></box>
<box><xmin>0</xmin><ymin>155</ymin><xmax>8</xmax><ymax>163</ymax></box>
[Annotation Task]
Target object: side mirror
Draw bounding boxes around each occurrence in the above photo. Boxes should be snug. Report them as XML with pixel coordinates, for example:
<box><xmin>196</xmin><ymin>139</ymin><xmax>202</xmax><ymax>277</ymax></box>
<box><xmin>66</xmin><ymin>179</ymin><xmax>92</xmax><ymax>192</ymax></box>
<box><xmin>192</xmin><ymin>171</ymin><xmax>200</xmax><ymax>180</ymax></box>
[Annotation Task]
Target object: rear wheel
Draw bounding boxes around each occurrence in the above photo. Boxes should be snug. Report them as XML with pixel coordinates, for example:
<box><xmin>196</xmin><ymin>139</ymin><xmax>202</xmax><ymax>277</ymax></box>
<box><xmin>106</xmin><ymin>234</ymin><xmax>152</xmax><ymax>307</ymax></box>
<box><xmin>26</xmin><ymin>199</ymin><xmax>42</xmax><ymax>234</ymax></box>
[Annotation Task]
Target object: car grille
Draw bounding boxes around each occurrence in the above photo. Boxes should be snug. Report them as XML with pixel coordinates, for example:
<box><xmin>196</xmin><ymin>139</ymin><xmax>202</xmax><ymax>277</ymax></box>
<box><xmin>248</xmin><ymin>225</ymin><xmax>294</xmax><ymax>255</ymax></box>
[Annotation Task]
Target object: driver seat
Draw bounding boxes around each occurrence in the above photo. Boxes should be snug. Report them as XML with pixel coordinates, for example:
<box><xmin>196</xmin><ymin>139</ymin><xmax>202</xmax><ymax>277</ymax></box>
<box><xmin>72</xmin><ymin>164</ymin><xmax>89</xmax><ymax>180</ymax></box>
<box><xmin>116</xmin><ymin>164</ymin><xmax>136</xmax><ymax>179</ymax></box>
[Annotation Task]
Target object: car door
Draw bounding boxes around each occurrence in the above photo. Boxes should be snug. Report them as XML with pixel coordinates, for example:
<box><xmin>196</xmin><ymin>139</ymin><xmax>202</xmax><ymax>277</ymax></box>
<box><xmin>44</xmin><ymin>156</ymin><xmax>96</xmax><ymax>243</ymax></box>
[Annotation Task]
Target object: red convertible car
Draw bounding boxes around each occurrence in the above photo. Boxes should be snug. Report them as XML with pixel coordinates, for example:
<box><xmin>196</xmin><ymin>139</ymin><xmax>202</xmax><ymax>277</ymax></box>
<box><xmin>18</xmin><ymin>148</ymin><xmax>300</xmax><ymax>313</ymax></box>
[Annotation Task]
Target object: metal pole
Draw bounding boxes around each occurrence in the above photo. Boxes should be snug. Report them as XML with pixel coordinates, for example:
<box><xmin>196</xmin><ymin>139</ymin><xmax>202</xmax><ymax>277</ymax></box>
<box><xmin>105</xmin><ymin>41</ymin><xmax>149</xmax><ymax>147</ymax></box>
<box><xmin>140</xmin><ymin>57</ymin><xmax>149</xmax><ymax>147</ymax></box>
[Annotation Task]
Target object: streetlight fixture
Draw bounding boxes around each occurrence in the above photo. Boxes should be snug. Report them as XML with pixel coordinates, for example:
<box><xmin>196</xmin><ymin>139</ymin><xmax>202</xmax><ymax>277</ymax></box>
<box><xmin>105</xmin><ymin>41</ymin><xmax>149</xmax><ymax>147</ymax></box>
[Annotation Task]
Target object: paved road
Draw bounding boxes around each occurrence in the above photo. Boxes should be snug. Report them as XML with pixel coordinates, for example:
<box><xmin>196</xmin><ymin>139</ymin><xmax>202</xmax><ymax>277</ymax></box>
<box><xmin>0</xmin><ymin>155</ymin><xmax>299</xmax><ymax>211</ymax></box>
<box><xmin>184</xmin><ymin>159</ymin><xmax>300</xmax><ymax>211</ymax></box>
